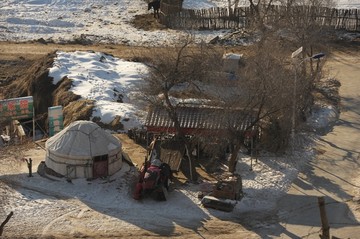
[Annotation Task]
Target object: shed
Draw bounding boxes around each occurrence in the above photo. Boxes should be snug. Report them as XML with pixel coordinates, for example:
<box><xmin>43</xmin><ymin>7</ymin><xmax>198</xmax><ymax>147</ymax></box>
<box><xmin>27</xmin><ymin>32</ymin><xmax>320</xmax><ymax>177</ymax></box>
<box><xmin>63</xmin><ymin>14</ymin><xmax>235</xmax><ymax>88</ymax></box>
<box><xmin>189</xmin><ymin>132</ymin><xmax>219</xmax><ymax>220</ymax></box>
<box><xmin>145</xmin><ymin>105</ymin><xmax>256</xmax><ymax>136</ymax></box>
<box><xmin>222</xmin><ymin>53</ymin><xmax>243</xmax><ymax>74</ymax></box>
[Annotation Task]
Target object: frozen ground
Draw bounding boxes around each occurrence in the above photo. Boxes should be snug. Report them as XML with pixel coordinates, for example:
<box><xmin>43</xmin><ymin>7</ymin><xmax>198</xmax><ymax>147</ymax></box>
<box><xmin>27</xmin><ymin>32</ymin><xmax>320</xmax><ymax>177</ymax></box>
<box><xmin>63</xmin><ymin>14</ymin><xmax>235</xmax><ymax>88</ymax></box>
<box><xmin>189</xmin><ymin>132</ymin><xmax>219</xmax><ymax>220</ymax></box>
<box><xmin>0</xmin><ymin>49</ymin><xmax>337</xmax><ymax>237</ymax></box>
<box><xmin>0</xmin><ymin>0</ymin><xmax>358</xmax><ymax>237</ymax></box>
<box><xmin>48</xmin><ymin>51</ymin><xmax>149</xmax><ymax>132</ymax></box>
<box><xmin>0</xmin><ymin>47</ymin><xmax>332</xmax><ymax>235</ymax></box>
<box><xmin>0</xmin><ymin>0</ymin><xmax>359</xmax><ymax>45</ymax></box>
<box><xmin>0</xmin><ymin>133</ymin><xmax>316</xmax><ymax>237</ymax></box>
<box><xmin>0</xmin><ymin>48</ymin><xmax>336</xmax><ymax>236</ymax></box>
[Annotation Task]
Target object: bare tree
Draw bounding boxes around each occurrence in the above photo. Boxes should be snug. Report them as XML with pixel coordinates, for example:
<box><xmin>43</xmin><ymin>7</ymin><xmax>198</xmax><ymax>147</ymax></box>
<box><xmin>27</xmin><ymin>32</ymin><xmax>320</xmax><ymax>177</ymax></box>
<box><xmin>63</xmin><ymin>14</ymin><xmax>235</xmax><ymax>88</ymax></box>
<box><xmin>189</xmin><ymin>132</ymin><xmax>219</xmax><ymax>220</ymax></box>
<box><xmin>228</xmin><ymin>0</ymin><xmax>240</xmax><ymax>9</ymax></box>
<box><xmin>213</xmin><ymin>42</ymin><xmax>294</xmax><ymax>172</ymax></box>
<box><xmin>139</xmin><ymin>29</ymin><xmax>323</xmax><ymax>175</ymax></box>
<box><xmin>228</xmin><ymin>0</ymin><xmax>241</xmax><ymax>15</ymax></box>
<box><xmin>277</xmin><ymin>0</ymin><xmax>331</xmax><ymax>117</ymax></box>
<box><xmin>245</xmin><ymin>0</ymin><xmax>276</xmax><ymax>29</ymax></box>
<box><xmin>139</xmin><ymin>32</ymin><xmax>306</xmax><ymax>174</ymax></box>
<box><xmin>206</xmin><ymin>0</ymin><xmax>331</xmax><ymax>172</ymax></box>
<box><xmin>240</xmin><ymin>0</ymin><xmax>330</xmax><ymax>129</ymax></box>
<box><xmin>138</xmin><ymin>35</ymin><xmax>224</xmax><ymax>179</ymax></box>
<box><xmin>243</xmin><ymin>0</ymin><xmax>334</xmax><ymax>51</ymax></box>
<box><xmin>140</xmin><ymin>35</ymin><xmax>221</xmax><ymax>139</ymax></box>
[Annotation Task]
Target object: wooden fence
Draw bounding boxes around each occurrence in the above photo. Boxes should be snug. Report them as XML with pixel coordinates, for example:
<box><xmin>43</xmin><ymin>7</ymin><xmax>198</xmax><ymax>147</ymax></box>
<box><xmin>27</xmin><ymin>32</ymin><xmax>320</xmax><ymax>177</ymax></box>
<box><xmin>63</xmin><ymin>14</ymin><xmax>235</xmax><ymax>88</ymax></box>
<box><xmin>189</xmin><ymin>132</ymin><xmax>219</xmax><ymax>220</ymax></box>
<box><xmin>160</xmin><ymin>4</ymin><xmax>360</xmax><ymax>32</ymax></box>
<box><xmin>162</xmin><ymin>7</ymin><xmax>250</xmax><ymax>30</ymax></box>
<box><xmin>160</xmin><ymin>0</ymin><xmax>182</xmax><ymax>14</ymax></box>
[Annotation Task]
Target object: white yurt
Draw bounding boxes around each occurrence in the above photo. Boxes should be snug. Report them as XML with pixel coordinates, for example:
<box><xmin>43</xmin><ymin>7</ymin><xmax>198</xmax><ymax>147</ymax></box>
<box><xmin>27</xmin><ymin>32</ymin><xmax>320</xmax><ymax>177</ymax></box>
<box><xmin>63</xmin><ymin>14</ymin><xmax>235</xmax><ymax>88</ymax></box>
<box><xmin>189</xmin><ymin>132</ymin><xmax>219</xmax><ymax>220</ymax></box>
<box><xmin>45</xmin><ymin>120</ymin><xmax>122</xmax><ymax>179</ymax></box>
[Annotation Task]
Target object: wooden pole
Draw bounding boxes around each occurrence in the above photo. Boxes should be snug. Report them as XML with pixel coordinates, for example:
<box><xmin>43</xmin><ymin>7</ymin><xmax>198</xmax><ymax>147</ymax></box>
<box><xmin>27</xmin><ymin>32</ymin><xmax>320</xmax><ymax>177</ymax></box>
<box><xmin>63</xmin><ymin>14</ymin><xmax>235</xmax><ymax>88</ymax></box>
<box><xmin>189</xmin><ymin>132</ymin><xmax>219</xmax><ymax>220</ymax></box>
<box><xmin>250</xmin><ymin>136</ymin><xmax>254</xmax><ymax>171</ymax></box>
<box><xmin>318</xmin><ymin>196</ymin><xmax>330</xmax><ymax>239</ymax></box>
<box><xmin>229</xmin><ymin>143</ymin><xmax>241</xmax><ymax>173</ymax></box>
<box><xmin>0</xmin><ymin>211</ymin><xmax>14</xmax><ymax>236</ymax></box>
<box><xmin>32</xmin><ymin>106</ymin><xmax>36</xmax><ymax>141</ymax></box>
<box><xmin>185</xmin><ymin>145</ymin><xmax>193</xmax><ymax>182</ymax></box>
<box><xmin>28</xmin><ymin>158</ymin><xmax>33</xmax><ymax>177</ymax></box>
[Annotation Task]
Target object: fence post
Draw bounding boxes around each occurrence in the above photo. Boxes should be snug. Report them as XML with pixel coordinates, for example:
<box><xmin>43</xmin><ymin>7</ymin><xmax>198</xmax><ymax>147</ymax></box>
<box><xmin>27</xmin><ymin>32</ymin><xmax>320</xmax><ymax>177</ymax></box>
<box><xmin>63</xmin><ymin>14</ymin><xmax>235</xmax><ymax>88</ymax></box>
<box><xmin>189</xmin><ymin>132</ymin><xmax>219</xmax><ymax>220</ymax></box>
<box><xmin>355</xmin><ymin>9</ymin><xmax>359</xmax><ymax>31</ymax></box>
<box><xmin>318</xmin><ymin>197</ymin><xmax>330</xmax><ymax>239</ymax></box>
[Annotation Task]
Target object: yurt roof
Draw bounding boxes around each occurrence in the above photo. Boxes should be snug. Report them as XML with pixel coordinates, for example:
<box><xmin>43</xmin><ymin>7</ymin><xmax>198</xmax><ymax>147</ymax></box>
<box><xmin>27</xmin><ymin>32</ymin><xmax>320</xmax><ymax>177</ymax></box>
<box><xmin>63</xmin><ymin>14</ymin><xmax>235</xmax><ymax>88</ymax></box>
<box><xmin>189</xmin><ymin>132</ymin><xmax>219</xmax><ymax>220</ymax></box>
<box><xmin>45</xmin><ymin>120</ymin><xmax>121</xmax><ymax>159</ymax></box>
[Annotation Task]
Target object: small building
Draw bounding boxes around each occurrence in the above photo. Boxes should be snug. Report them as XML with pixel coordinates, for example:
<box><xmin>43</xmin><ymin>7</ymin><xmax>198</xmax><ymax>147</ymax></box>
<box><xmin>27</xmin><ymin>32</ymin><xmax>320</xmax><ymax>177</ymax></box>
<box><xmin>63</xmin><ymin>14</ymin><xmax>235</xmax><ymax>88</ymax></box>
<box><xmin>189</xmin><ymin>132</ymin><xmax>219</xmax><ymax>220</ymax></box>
<box><xmin>222</xmin><ymin>53</ymin><xmax>243</xmax><ymax>75</ymax></box>
<box><xmin>144</xmin><ymin>105</ymin><xmax>259</xmax><ymax>171</ymax></box>
<box><xmin>45</xmin><ymin>120</ymin><xmax>122</xmax><ymax>179</ymax></box>
<box><xmin>223</xmin><ymin>53</ymin><xmax>242</xmax><ymax>80</ymax></box>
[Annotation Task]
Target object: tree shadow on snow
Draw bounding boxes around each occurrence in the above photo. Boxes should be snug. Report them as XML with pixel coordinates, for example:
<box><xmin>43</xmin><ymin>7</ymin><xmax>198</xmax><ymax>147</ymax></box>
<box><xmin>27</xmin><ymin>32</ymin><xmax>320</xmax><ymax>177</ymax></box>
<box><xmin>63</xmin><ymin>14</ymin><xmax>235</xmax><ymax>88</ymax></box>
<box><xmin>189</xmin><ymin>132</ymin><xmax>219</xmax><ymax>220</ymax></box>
<box><xmin>317</xmin><ymin>137</ymin><xmax>360</xmax><ymax>168</ymax></box>
<box><xmin>0</xmin><ymin>169</ymin><xmax>212</xmax><ymax>237</ymax></box>
<box><xmin>196</xmin><ymin>187</ymin><xmax>358</xmax><ymax>238</ymax></box>
<box><xmin>254</xmin><ymin>194</ymin><xmax>359</xmax><ymax>239</ymax></box>
<box><xmin>339</xmin><ymin>96</ymin><xmax>360</xmax><ymax>115</ymax></box>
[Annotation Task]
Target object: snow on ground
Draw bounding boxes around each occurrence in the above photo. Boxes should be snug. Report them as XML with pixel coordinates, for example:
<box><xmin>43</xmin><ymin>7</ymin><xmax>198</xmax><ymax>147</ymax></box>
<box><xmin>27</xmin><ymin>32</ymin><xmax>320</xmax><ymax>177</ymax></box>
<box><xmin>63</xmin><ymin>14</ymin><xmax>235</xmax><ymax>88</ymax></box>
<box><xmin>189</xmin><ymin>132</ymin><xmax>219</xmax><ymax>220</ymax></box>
<box><xmin>0</xmin><ymin>0</ymin><xmax>358</xmax><ymax>45</ymax></box>
<box><xmin>0</xmin><ymin>0</ymin><xmax>227</xmax><ymax>46</ymax></box>
<box><xmin>49</xmin><ymin>51</ymin><xmax>148</xmax><ymax>131</ymax></box>
<box><xmin>337</xmin><ymin>0</ymin><xmax>360</xmax><ymax>8</ymax></box>
<box><xmin>0</xmin><ymin>135</ymin><xmax>315</xmax><ymax>236</ymax></box>
<box><xmin>307</xmin><ymin>103</ymin><xmax>339</xmax><ymax>133</ymax></box>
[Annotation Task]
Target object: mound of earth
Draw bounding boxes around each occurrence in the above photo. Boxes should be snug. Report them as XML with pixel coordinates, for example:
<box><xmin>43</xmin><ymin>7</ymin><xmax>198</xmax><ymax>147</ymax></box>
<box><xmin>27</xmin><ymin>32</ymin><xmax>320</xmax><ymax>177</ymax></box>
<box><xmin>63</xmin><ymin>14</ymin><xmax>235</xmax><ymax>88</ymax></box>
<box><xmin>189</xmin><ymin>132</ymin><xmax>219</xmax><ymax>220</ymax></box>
<box><xmin>1</xmin><ymin>52</ymin><xmax>58</xmax><ymax>129</ymax></box>
<box><xmin>0</xmin><ymin>51</ymin><xmax>114</xmax><ymax>131</ymax></box>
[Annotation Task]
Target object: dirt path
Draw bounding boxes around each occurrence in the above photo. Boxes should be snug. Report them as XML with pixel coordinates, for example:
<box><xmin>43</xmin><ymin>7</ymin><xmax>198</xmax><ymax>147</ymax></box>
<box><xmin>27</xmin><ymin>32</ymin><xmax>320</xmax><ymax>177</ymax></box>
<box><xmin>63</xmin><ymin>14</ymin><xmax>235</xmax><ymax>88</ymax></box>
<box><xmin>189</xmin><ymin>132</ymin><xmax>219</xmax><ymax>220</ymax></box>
<box><xmin>0</xmin><ymin>41</ymin><xmax>151</xmax><ymax>60</ymax></box>
<box><xmin>259</xmin><ymin>48</ymin><xmax>360</xmax><ymax>238</ymax></box>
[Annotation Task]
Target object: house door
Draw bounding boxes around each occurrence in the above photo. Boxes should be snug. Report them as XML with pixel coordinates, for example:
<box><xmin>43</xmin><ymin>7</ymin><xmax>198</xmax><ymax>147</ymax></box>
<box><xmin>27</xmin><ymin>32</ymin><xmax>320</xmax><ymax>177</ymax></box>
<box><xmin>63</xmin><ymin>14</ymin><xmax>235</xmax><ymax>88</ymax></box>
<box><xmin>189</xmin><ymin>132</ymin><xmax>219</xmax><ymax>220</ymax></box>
<box><xmin>93</xmin><ymin>155</ymin><xmax>108</xmax><ymax>178</ymax></box>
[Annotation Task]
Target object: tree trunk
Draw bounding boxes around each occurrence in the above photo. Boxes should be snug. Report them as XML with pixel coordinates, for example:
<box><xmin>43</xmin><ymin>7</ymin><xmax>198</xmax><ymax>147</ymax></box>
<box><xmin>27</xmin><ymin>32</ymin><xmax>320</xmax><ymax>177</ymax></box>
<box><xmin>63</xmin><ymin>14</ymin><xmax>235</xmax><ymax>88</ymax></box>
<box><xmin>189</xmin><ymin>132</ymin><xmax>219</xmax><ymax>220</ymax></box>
<box><xmin>229</xmin><ymin>143</ymin><xmax>241</xmax><ymax>173</ymax></box>
<box><xmin>0</xmin><ymin>211</ymin><xmax>14</xmax><ymax>236</ymax></box>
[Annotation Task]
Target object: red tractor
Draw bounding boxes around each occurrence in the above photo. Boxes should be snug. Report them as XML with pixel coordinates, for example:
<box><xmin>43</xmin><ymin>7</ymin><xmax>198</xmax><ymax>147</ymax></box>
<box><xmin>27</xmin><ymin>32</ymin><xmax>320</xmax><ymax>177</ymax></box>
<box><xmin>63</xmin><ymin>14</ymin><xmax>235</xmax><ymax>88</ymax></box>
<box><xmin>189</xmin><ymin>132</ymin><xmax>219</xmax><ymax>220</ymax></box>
<box><xmin>133</xmin><ymin>158</ymin><xmax>172</xmax><ymax>201</ymax></box>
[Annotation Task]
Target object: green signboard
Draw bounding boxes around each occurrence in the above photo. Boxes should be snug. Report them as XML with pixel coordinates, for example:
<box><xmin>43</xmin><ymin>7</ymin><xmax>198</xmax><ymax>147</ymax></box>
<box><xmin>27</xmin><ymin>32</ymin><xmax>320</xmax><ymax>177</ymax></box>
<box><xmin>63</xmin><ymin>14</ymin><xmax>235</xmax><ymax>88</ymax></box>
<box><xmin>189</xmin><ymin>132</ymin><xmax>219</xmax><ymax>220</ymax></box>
<box><xmin>0</xmin><ymin>96</ymin><xmax>33</xmax><ymax>120</ymax></box>
<box><xmin>48</xmin><ymin>105</ymin><xmax>64</xmax><ymax>136</ymax></box>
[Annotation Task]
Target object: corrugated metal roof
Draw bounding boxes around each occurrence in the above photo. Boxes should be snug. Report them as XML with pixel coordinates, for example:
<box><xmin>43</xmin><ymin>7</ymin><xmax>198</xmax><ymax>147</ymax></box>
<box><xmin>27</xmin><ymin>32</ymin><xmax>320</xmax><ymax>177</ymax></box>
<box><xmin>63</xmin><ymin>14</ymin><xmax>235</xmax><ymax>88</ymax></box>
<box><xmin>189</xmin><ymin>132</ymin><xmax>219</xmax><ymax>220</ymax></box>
<box><xmin>145</xmin><ymin>106</ymin><xmax>256</xmax><ymax>132</ymax></box>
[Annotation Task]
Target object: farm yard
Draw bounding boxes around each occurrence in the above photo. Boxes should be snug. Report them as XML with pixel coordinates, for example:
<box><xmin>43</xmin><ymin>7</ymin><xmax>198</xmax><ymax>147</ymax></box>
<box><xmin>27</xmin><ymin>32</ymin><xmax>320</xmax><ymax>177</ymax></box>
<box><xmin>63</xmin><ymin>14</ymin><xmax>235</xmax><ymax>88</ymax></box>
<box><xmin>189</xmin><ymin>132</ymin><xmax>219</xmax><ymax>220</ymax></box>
<box><xmin>1</xmin><ymin>0</ymin><xmax>360</xmax><ymax>238</ymax></box>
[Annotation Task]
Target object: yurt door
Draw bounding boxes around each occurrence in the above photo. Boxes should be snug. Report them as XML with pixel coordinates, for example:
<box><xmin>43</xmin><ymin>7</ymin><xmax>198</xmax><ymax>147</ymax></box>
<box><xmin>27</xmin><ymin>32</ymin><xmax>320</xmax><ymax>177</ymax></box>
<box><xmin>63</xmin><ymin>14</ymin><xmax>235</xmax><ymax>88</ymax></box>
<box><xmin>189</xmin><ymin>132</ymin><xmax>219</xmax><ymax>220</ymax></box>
<box><xmin>93</xmin><ymin>155</ymin><xmax>108</xmax><ymax>178</ymax></box>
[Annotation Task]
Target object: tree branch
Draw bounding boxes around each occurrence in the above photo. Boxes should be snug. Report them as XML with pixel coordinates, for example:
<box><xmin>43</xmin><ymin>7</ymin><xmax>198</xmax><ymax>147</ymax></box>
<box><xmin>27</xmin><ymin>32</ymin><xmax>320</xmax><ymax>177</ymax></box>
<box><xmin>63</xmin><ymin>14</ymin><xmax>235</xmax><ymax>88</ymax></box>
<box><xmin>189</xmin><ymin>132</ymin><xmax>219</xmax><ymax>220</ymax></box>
<box><xmin>0</xmin><ymin>211</ymin><xmax>14</xmax><ymax>236</ymax></box>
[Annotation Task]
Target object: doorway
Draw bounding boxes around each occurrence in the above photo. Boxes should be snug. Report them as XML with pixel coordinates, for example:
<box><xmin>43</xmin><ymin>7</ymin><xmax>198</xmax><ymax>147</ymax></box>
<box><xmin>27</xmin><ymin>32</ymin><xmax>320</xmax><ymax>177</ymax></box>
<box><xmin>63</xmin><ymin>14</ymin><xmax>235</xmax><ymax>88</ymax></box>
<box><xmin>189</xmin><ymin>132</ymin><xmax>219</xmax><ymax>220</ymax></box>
<box><xmin>93</xmin><ymin>154</ymin><xmax>108</xmax><ymax>178</ymax></box>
